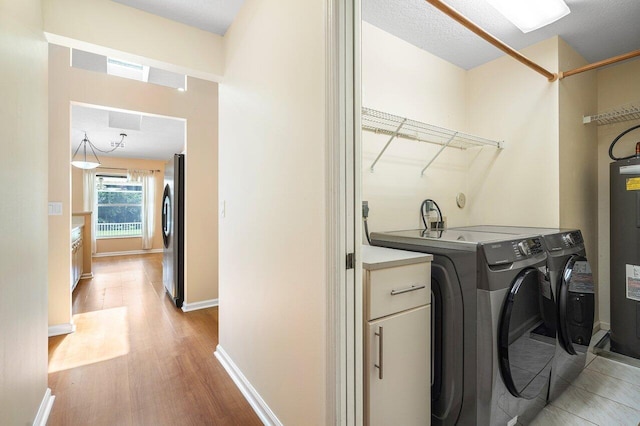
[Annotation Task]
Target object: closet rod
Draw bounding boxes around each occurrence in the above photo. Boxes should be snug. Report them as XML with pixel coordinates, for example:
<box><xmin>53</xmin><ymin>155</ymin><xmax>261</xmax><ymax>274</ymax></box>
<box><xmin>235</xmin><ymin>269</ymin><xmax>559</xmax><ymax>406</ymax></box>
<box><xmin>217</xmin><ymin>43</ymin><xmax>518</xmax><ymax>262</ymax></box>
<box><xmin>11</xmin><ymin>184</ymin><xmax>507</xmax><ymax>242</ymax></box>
<box><xmin>560</xmin><ymin>49</ymin><xmax>640</xmax><ymax>79</ymax></box>
<box><xmin>425</xmin><ymin>0</ymin><xmax>558</xmax><ymax>82</ymax></box>
<box><xmin>96</xmin><ymin>166</ymin><xmax>161</xmax><ymax>173</ymax></box>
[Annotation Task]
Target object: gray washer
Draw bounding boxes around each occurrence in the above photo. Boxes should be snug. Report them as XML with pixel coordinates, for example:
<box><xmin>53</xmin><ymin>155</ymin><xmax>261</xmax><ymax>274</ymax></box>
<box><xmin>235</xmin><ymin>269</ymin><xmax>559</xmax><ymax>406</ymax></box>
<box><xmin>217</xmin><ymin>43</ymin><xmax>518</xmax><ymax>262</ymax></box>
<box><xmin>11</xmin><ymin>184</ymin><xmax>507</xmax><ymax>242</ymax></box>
<box><xmin>370</xmin><ymin>229</ymin><xmax>552</xmax><ymax>425</ymax></box>
<box><xmin>456</xmin><ymin>226</ymin><xmax>595</xmax><ymax>402</ymax></box>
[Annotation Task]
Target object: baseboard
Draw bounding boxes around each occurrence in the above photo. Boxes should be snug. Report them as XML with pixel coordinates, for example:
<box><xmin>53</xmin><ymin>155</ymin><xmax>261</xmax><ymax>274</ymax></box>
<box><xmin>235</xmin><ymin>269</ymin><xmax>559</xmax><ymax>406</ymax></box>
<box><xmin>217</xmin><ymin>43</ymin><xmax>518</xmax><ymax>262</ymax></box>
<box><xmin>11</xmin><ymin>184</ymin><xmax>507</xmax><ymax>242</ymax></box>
<box><xmin>93</xmin><ymin>248</ymin><xmax>163</xmax><ymax>258</ymax></box>
<box><xmin>33</xmin><ymin>387</ymin><xmax>55</xmax><ymax>426</ymax></box>
<box><xmin>597</xmin><ymin>321</ymin><xmax>611</xmax><ymax>331</ymax></box>
<box><xmin>48</xmin><ymin>322</ymin><xmax>76</xmax><ymax>337</ymax></box>
<box><xmin>80</xmin><ymin>272</ymin><xmax>94</xmax><ymax>279</ymax></box>
<box><xmin>214</xmin><ymin>345</ymin><xmax>282</xmax><ymax>426</ymax></box>
<box><xmin>181</xmin><ymin>298</ymin><xmax>219</xmax><ymax>312</ymax></box>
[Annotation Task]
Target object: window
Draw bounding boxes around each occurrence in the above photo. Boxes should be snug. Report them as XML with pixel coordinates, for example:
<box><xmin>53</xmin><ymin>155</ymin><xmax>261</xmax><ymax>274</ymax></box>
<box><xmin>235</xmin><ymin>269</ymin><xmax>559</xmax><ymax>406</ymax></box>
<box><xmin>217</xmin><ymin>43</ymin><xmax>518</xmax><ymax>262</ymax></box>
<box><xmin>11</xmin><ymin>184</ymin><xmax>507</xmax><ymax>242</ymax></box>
<box><xmin>96</xmin><ymin>175</ymin><xmax>143</xmax><ymax>238</ymax></box>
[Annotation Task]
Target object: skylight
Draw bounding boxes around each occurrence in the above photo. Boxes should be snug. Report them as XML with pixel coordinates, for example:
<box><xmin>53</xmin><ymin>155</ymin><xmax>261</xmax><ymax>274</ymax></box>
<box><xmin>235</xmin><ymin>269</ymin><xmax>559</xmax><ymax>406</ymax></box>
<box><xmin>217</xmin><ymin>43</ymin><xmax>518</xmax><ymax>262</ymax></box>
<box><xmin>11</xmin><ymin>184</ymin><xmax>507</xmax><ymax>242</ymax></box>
<box><xmin>107</xmin><ymin>57</ymin><xmax>149</xmax><ymax>82</ymax></box>
<box><xmin>486</xmin><ymin>0</ymin><xmax>570</xmax><ymax>33</ymax></box>
<box><xmin>71</xmin><ymin>49</ymin><xmax>187</xmax><ymax>91</ymax></box>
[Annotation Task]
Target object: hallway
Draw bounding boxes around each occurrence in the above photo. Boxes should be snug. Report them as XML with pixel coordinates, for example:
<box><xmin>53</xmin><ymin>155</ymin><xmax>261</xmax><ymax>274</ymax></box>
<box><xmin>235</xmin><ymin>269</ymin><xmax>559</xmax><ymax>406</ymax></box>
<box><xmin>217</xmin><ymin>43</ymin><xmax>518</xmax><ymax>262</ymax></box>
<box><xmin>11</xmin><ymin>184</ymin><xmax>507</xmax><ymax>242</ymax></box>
<box><xmin>47</xmin><ymin>254</ymin><xmax>261</xmax><ymax>425</ymax></box>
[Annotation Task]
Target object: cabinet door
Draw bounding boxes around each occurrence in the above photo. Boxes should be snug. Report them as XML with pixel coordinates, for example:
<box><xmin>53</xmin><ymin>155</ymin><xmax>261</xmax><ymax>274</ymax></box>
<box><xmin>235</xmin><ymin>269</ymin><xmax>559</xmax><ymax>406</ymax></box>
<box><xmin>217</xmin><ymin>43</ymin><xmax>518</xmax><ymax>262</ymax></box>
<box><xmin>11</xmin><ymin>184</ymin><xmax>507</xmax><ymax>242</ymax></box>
<box><xmin>78</xmin><ymin>240</ymin><xmax>84</xmax><ymax>277</ymax></box>
<box><xmin>366</xmin><ymin>305</ymin><xmax>430</xmax><ymax>426</ymax></box>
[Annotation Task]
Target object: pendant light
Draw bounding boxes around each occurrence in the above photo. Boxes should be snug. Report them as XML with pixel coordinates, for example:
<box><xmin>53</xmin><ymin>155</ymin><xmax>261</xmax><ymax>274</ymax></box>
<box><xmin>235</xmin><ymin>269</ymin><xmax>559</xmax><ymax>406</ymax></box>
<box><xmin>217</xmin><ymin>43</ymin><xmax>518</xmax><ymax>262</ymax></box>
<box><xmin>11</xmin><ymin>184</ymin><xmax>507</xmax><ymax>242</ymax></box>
<box><xmin>71</xmin><ymin>132</ymin><xmax>127</xmax><ymax>169</ymax></box>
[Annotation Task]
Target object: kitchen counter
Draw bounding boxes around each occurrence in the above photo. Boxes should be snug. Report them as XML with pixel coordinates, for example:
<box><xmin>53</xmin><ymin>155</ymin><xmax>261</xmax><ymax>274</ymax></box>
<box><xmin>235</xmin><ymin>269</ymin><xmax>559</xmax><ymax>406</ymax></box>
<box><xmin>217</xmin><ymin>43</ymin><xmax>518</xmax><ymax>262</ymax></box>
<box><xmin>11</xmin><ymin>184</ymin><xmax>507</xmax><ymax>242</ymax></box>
<box><xmin>72</xmin><ymin>216</ymin><xmax>84</xmax><ymax>233</ymax></box>
<box><xmin>362</xmin><ymin>245</ymin><xmax>433</xmax><ymax>270</ymax></box>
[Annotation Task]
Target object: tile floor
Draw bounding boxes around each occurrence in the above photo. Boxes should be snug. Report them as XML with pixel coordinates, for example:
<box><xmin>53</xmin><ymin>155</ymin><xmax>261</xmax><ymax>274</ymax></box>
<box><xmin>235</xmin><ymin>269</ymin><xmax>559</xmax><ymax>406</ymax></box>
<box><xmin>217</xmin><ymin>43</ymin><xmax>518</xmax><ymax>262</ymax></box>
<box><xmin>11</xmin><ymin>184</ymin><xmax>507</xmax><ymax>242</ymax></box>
<box><xmin>530</xmin><ymin>330</ymin><xmax>640</xmax><ymax>426</ymax></box>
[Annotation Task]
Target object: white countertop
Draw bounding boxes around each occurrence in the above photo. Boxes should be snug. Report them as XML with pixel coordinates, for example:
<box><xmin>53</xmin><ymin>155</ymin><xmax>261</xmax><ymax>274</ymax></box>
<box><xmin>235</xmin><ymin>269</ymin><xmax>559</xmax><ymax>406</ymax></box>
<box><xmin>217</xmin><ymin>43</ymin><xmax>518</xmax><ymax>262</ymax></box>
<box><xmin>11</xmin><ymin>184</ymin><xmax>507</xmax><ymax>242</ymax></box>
<box><xmin>362</xmin><ymin>245</ymin><xmax>433</xmax><ymax>270</ymax></box>
<box><xmin>72</xmin><ymin>216</ymin><xmax>85</xmax><ymax>232</ymax></box>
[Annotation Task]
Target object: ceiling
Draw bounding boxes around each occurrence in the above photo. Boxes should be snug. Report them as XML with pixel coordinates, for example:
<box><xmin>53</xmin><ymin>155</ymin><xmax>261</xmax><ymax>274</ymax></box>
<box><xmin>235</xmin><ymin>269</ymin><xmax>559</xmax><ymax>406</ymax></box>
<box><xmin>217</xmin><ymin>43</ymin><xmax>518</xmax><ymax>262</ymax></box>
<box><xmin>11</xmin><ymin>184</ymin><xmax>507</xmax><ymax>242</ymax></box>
<box><xmin>111</xmin><ymin>0</ymin><xmax>640</xmax><ymax>71</ymax></box>
<box><xmin>94</xmin><ymin>0</ymin><xmax>639</xmax><ymax>159</ymax></box>
<box><xmin>71</xmin><ymin>105</ymin><xmax>185</xmax><ymax>162</ymax></box>
<box><xmin>363</xmin><ymin>0</ymin><xmax>640</xmax><ymax>70</ymax></box>
<box><xmin>112</xmin><ymin>0</ymin><xmax>245</xmax><ymax>35</ymax></box>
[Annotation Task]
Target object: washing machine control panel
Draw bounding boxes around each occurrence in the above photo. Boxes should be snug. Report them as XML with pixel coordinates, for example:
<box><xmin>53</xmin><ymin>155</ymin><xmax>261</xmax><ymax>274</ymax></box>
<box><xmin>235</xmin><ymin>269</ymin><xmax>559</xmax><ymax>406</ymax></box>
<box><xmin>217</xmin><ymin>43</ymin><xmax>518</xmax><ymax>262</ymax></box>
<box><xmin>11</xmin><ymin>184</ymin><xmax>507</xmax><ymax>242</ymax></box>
<box><xmin>484</xmin><ymin>238</ymin><xmax>544</xmax><ymax>265</ymax></box>
<box><xmin>517</xmin><ymin>241</ymin><xmax>532</xmax><ymax>256</ymax></box>
<box><xmin>513</xmin><ymin>238</ymin><xmax>544</xmax><ymax>258</ymax></box>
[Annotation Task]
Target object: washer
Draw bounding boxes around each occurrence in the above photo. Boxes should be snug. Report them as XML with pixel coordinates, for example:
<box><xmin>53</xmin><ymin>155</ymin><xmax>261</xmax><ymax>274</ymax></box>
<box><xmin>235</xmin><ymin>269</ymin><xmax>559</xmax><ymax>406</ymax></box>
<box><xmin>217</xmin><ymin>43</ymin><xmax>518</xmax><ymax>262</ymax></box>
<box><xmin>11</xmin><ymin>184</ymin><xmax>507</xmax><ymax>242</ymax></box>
<box><xmin>456</xmin><ymin>226</ymin><xmax>596</xmax><ymax>402</ymax></box>
<box><xmin>370</xmin><ymin>229</ymin><xmax>553</xmax><ymax>425</ymax></box>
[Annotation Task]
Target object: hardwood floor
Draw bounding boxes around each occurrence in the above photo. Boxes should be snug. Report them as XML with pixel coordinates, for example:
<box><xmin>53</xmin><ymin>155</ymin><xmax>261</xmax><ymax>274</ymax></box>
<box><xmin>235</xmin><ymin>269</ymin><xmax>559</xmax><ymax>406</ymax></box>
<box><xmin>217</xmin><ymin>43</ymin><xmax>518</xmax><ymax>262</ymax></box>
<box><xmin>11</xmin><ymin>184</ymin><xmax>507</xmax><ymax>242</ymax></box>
<box><xmin>48</xmin><ymin>254</ymin><xmax>261</xmax><ymax>426</ymax></box>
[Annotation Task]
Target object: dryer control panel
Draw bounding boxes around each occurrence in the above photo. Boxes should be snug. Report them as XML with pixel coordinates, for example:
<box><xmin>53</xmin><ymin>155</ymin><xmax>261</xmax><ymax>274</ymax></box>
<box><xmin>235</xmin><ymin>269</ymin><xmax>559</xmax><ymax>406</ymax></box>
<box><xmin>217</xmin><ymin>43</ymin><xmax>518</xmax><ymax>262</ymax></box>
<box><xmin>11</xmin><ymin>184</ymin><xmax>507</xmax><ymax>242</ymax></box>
<box><xmin>544</xmin><ymin>231</ymin><xmax>584</xmax><ymax>252</ymax></box>
<box><xmin>484</xmin><ymin>238</ymin><xmax>544</xmax><ymax>265</ymax></box>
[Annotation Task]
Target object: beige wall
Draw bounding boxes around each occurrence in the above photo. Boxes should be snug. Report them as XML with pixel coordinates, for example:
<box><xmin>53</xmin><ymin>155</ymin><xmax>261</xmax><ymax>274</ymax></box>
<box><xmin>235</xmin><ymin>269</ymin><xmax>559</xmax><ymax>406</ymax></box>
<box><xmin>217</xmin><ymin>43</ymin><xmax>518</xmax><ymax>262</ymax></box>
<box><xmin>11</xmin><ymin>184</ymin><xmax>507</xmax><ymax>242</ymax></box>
<box><xmin>557</xmin><ymin>38</ymin><xmax>599</xmax><ymax>322</ymax></box>
<box><xmin>0</xmin><ymin>0</ymin><xmax>49</xmax><ymax>423</ymax></box>
<box><xmin>42</xmin><ymin>0</ymin><xmax>223</xmax><ymax>81</ymax></box>
<box><xmin>49</xmin><ymin>44</ymin><xmax>218</xmax><ymax>328</ymax></box>
<box><xmin>218</xmin><ymin>0</ymin><xmax>327</xmax><ymax>423</ymax></box>
<box><xmin>363</xmin><ymin>31</ymin><xmax>566</xmax><ymax>229</ymax></box>
<box><xmin>361</xmin><ymin>23</ymin><xmax>470</xmax><ymax>234</ymax></box>
<box><xmin>596</xmin><ymin>58</ymin><xmax>640</xmax><ymax>328</ymax></box>
<box><xmin>71</xmin><ymin>157</ymin><xmax>166</xmax><ymax>254</ymax></box>
<box><xmin>467</xmin><ymin>37</ymin><xmax>561</xmax><ymax>227</ymax></box>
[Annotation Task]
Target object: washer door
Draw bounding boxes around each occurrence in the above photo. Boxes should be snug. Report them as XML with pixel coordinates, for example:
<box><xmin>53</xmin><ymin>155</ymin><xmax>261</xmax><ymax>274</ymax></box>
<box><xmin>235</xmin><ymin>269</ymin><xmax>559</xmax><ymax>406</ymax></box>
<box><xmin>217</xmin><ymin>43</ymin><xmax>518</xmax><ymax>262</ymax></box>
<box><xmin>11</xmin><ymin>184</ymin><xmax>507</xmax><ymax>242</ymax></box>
<box><xmin>499</xmin><ymin>267</ymin><xmax>556</xmax><ymax>399</ymax></box>
<box><xmin>162</xmin><ymin>184</ymin><xmax>172</xmax><ymax>249</ymax></box>
<box><xmin>558</xmin><ymin>256</ymin><xmax>595</xmax><ymax>355</ymax></box>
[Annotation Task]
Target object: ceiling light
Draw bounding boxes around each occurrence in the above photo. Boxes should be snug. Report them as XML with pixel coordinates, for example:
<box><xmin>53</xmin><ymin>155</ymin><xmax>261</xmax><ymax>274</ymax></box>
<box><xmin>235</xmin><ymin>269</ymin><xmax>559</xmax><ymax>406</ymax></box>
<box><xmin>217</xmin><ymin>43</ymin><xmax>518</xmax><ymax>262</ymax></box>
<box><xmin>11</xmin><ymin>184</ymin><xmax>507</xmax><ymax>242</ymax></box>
<box><xmin>71</xmin><ymin>132</ymin><xmax>127</xmax><ymax>169</ymax></box>
<box><xmin>486</xmin><ymin>0</ymin><xmax>570</xmax><ymax>33</ymax></box>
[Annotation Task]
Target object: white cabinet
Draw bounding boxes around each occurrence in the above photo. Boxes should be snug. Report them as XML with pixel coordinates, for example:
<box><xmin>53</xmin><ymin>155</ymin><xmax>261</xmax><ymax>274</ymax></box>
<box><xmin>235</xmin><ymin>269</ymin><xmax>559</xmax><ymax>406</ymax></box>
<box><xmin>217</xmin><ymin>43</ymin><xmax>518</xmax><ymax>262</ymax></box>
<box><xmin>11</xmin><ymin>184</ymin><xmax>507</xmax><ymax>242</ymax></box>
<box><xmin>363</xmin><ymin>246</ymin><xmax>432</xmax><ymax>426</ymax></box>
<box><xmin>71</xmin><ymin>226</ymin><xmax>83</xmax><ymax>291</ymax></box>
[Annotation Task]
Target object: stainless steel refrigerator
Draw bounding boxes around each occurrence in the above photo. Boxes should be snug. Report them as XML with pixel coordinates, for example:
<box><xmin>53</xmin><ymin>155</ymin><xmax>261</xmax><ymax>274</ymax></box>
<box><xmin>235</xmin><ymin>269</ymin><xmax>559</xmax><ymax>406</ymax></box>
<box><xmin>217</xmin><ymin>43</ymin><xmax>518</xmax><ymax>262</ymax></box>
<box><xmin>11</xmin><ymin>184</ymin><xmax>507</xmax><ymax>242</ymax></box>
<box><xmin>162</xmin><ymin>154</ymin><xmax>184</xmax><ymax>308</ymax></box>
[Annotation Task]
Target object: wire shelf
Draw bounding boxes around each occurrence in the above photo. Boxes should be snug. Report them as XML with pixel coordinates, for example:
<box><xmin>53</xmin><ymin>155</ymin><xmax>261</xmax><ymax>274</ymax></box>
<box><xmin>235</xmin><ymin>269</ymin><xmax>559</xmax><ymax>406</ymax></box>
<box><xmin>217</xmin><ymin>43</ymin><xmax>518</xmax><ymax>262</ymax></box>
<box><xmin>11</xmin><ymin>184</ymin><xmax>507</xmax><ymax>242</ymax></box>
<box><xmin>583</xmin><ymin>101</ymin><xmax>640</xmax><ymax>125</ymax></box>
<box><xmin>362</xmin><ymin>107</ymin><xmax>504</xmax><ymax>174</ymax></box>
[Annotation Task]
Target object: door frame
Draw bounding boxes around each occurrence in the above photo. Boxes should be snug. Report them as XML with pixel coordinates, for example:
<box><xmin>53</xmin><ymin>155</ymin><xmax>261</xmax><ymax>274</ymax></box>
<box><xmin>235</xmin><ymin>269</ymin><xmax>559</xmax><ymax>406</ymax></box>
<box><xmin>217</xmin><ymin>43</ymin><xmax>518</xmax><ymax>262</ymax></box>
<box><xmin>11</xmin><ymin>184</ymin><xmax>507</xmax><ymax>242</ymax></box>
<box><xmin>326</xmin><ymin>0</ymin><xmax>362</xmax><ymax>424</ymax></box>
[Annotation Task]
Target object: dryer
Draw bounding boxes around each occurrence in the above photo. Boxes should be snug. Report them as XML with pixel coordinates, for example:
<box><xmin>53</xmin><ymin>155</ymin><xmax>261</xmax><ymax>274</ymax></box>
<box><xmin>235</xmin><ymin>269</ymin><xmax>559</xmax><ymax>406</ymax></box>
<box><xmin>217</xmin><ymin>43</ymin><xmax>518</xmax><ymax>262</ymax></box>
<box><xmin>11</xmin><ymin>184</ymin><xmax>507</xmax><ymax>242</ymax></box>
<box><xmin>456</xmin><ymin>226</ymin><xmax>595</xmax><ymax>402</ymax></box>
<box><xmin>370</xmin><ymin>229</ymin><xmax>553</xmax><ymax>425</ymax></box>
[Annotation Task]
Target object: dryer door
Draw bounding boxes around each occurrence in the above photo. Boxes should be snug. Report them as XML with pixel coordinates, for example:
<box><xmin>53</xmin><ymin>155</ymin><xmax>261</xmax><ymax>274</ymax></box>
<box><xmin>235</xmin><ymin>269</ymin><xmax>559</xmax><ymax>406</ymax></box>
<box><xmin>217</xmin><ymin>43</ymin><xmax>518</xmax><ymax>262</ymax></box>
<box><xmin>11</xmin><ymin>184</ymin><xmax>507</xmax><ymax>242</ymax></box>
<box><xmin>499</xmin><ymin>267</ymin><xmax>556</xmax><ymax>399</ymax></box>
<box><xmin>558</xmin><ymin>256</ymin><xmax>595</xmax><ymax>355</ymax></box>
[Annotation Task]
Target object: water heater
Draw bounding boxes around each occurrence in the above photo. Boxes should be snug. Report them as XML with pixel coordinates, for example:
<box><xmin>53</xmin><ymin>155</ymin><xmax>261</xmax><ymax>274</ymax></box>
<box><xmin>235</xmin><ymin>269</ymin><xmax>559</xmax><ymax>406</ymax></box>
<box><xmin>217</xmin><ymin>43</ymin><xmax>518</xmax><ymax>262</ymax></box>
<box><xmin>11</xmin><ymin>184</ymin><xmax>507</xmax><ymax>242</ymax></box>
<box><xmin>610</xmin><ymin>157</ymin><xmax>640</xmax><ymax>359</ymax></box>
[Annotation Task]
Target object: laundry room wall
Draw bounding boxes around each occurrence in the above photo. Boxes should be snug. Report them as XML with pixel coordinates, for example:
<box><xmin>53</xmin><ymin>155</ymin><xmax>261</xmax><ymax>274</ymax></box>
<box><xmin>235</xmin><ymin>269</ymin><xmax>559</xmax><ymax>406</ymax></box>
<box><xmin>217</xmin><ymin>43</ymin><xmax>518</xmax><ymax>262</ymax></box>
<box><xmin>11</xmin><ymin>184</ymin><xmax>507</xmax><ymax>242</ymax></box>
<box><xmin>71</xmin><ymin>157</ymin><xmax>166</xmax><ymax>254</ymax></box>
<box><xmin>595</xmin><ymin>58</ymin><xmax>640</xmax><ymax>329</ymax></box>
<box><xmin>361</xmin><ymin>22</ymin><xmax>469</xmax><ymax>235</ymax></box>
<box><xmin>466</xmin><ymin>37</ymin><xmax>561</xmax><ymax>227</ymax></box>
<box><xmin>49</xmin><ymin>44</ymin><xmax>218</xmax><ymax>330</ymax></box>
<box><xmin>557</xmin><ymin>38</ymin><xmax>599</xmax><ymax>323</ymax></box>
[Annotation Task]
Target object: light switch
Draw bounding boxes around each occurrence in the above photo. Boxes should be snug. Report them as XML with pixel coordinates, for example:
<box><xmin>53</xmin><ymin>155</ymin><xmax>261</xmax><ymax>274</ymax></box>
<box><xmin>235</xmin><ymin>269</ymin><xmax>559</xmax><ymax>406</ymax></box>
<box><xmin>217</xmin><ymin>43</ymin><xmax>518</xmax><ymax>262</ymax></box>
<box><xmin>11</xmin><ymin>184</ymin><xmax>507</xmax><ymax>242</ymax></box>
<box><xmin>48</xmin><ymin>202</ymin><xmax>63</xmax><ymax>216</ymax></box>
<box><xmin>220</xmin><ymin>200</ymin><xmax>226</xmax><ymax>218</ymax></box>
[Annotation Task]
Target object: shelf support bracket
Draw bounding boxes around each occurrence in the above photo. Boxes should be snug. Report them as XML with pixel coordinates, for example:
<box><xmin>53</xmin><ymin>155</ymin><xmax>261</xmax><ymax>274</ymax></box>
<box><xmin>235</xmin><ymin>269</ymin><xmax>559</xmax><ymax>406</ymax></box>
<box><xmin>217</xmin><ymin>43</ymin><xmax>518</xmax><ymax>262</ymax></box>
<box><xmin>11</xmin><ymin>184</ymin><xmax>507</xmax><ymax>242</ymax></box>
<box><xmin>370</xmin><ymin>118</ymin><xmax>407</xmax><ymax>172</ymax></box>
<box><xmin>421</xmin><ymin>132</ymin><xmax>457</xmax><ymax>176</ymax></box>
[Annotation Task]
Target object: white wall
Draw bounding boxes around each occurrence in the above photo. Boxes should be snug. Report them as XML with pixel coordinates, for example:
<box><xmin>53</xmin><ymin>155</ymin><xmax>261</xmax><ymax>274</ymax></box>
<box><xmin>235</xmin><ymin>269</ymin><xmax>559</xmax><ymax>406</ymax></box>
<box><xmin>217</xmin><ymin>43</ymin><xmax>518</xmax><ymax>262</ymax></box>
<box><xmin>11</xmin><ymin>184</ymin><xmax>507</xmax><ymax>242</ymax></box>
<box><xmin>558</xmin><ymin>38</ymin><xmax>599</xmax><ymax>322</ymax></box>
<box><xmin>364</xmin><ymin>29</ymin><xmax>566</xmax><ymax>230</ymax></box>
<box><xmin>218</xmin><ymin>0</ymin><xmax>327</xmax><ymax>423</ymax></box>
<box><xmin>43</xmin><ymin>0</ymin><xmax>224</xmax><ymax>81</ymax></box>
<box><xmin>467</xmin><ymin>37</ymin><xmax>561</xmax><ymax>227</ymax></box>
<box><xmin>0</xmin><ymin>0</ymin><xmax>50</xmax><ymax>423</ymax></box>
<box><xmin>361</xmin><ymin>23</ymin><xmax>469</xmax><ymax>234</ymax></box>
<box><xmin>595</xmin><ymin>58</ymin><xmax>640</xmax><ymax>328</ymax></box>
